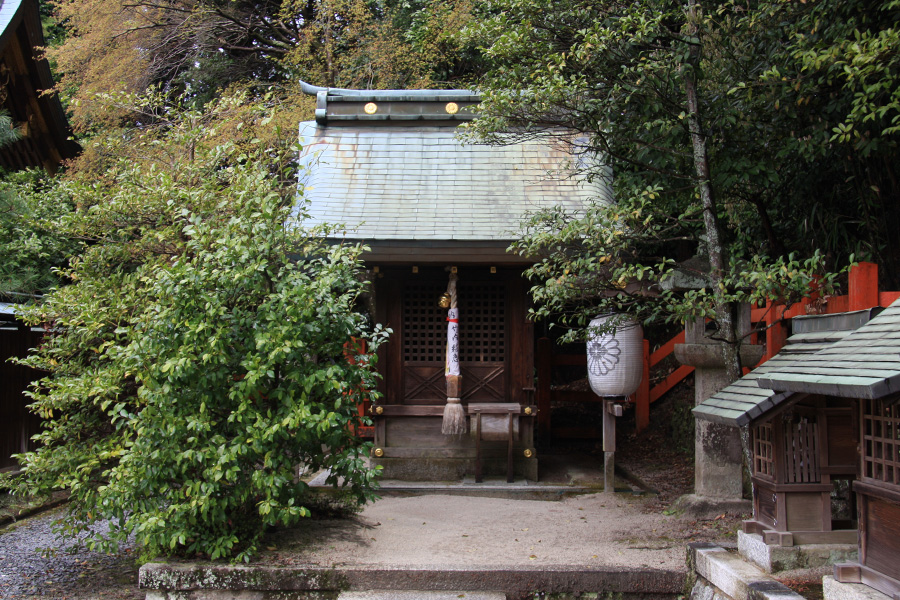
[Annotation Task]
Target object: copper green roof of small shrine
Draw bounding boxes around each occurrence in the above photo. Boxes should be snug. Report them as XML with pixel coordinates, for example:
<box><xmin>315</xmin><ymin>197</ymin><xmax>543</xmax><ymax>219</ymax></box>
<box><xmin>693</xmin><ymin>308</ymin><xmax>882</xmax><ymax>426</ymax></box>
<box><xmin>298</xmin><ymin>122</ymin><xmax>608</xmax><ymax>241</ymax></box>
<box><xmin>757</xmin><ymin>298</ymin><xmax>900</xmax><ymax>400</ymax></box>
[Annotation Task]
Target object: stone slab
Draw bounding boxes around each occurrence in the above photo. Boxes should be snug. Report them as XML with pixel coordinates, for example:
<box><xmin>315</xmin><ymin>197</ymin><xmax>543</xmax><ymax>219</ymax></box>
<box><xmin>338</xmin><ymin>592</ymin><xmax>505</xmax><ymax>600</ymax></box>
<box><xmin>738</xmin><ymin>531</ymin><xmax>857</xmax><ymax>574</ymax></box>
<box><xmin>673</xmin><ymin>494</ymin><xmax>751</xmax><ymax>520</ymax></box>
<box><xmin>140</xmin><ymin>563</ymin><xmax>685</xmax><ymax>599</ymax></box>
<box><xmin>688</xmin><ymin>543</ymin><xmax>803</xmax><ymax>600</ymax></box>
<box><xmin>824</xmin><ymin>575</ymin><xmax>893</xmax><ymax>600</ymax></box>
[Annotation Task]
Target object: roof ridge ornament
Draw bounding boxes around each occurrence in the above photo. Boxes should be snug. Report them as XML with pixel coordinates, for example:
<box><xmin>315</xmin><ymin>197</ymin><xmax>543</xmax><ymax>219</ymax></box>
<box><xmin>298</xmin><ymin>79</ymin><xmax>479</xmax><ymax>100</ymax></box>
<box><xmin>300</xmin><ymin>79</ymin><xmax>481</xmax><ymax>126</ymax></box>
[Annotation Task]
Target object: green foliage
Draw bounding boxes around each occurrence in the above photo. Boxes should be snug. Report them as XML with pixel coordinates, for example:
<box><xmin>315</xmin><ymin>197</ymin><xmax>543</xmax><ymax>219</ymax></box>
<box><xmin>0</xmin><ymin>109</ymin><xmax>21</xmax><ymax>147</ymax></box>
<box><xmin>464</xmin><ymin>0</ymin><xmax>891</xmax><ymax>342</ymax></box>
<box><xmin>0</xmin><ymin>170</ymin><xmax>79</xmax><ymax>295</ymax></box>
<box><xmin>1</xmin><ymin>91</ymin><xmax>387</xmax><ymax>561</ymax></box>
<box><xmin>510</xmin><ymin>198</ymin><xmax>844</xmax><ymax>342</ymax></box>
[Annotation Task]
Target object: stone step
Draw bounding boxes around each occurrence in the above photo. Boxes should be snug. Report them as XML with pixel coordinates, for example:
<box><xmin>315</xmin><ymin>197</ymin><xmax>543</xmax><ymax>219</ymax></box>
<box><xmin>308</xmin><ymin>469</ymin><xmax>646</xmax><ymax>501</ymax></box>
<box><xmin>338</xmin><ymin>592</ymin><xmax>506</xmax><ymax>600</ymax></box>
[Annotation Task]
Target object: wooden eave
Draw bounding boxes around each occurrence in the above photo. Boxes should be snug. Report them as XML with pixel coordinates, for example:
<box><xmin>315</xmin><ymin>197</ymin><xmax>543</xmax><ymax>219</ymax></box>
<box><xmin>357</xmin><ymin>239</ymin><xmax>534</xmax><ymax>266</ymax></box>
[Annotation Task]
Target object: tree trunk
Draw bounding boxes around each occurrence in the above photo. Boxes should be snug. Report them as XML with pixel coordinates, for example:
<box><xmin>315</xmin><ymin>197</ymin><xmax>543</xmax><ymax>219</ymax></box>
<box><xmin>683</xmin><ymin>0</ymin><xmax>742</xmax><ymax>382</ymax></box>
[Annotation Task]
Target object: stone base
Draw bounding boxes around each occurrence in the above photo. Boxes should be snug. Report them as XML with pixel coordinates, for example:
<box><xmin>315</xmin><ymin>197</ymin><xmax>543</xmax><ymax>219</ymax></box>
<box><xmin>673</xmin><ymin>494</ymin><xmax>751</xmax><ymax>520</ymax></box>
<box><xmin>824</xmin><ymin>575</ymin><xmax>893</xmax><ymax>600</ymax></box>
<box><xmin>688</xmin><ymin>542</ymin><xmax>804</xmax><ymax>600</ymax></box>
<box><xmin>374</xmin><ymin>457</ymin><xmax>538</xmax><ymax>482</ymax></box>
<box><xmin>140</xmin><ymin>562</ymin><xmax>684</xmax><ymax>600</ymax></box>
<box><xmin>738</xmin><ymin>531</ymin><xmax>857</xmax><ymax>573</ymax></box>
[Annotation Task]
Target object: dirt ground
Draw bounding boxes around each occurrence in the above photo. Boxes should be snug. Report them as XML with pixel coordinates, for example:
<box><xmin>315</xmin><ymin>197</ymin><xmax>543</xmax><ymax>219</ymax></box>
<box><xmin>0</xmin><ymin>404</ymin><xmax>745</xmax><ymax>599</ymax></box>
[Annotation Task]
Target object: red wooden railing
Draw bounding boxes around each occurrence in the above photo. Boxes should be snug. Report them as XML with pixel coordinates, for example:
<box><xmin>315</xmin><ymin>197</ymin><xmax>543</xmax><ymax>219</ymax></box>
<box><xmin>753</xmin><ymin>262</ymin><xmax>900</xmax><ymax>364</ymax></box>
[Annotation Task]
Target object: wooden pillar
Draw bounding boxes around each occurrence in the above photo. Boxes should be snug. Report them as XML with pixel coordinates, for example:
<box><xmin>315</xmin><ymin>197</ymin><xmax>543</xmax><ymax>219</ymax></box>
<box><xmin>634</xmin><ymin>340</ymin><xmax>651</xmax><ymax>432</ymax></box>
<box><xmin>536</xmin><ymin>337</ymin><xmax>552</xmax><ymax>442</ymax></box>
<box><xmin>849</xmin><ymin>262</ymin><xmax>879</xmax><ymax>311</ymax></box>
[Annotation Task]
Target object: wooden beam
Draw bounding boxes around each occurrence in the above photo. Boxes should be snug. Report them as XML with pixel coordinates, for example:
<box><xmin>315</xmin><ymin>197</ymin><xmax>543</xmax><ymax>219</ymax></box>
<box><xmin>635</xmin><ymin>339</ymin><xmax>650</xmax><ymax>431</ymax></box>
<box><xmin>650</xmin><ymin>331</ymin><xmax>685</xmax><ymax>367</ymax></box>
<box><xmin>536</xmin><ymin>337</ymin><xmax>552</xmax><ymax>441</ymax></box>
<box><xmin>650</xmin><ymin>365</ymin><xmax>695</xmax><ymax>403</ymax></box>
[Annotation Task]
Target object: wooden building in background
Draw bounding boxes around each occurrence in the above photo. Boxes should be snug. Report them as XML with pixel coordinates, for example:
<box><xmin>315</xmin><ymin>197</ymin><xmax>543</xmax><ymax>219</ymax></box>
<box><xmin>0</xmin><ymin>0</ymin><xmax>78</xmax><ymax>172</ymax></box>
<box><xmin>1</xmin><ymin>0</ymin><xmax>77</xmax><ymax>470</ymax></box>
<box><xmin>297</xmin><ymin>81</ymin><xmax>608</xmax><ymax>481</ymax></box>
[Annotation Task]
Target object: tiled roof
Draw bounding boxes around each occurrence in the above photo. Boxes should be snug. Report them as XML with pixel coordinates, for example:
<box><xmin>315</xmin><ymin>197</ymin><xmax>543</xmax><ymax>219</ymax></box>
<box><xmin>758</xmin><ymin>298</ymin><xmax>900</xmax><ymax>400</ymax></box>
<box><xmin>297</xmin><ymin>122</ymin><xmax>609</xmax><ymax>241</ymax></box>
<box><xmin>693</xmin><ymin>309</ymin><xmax>882</xmax><ymax>426</ymax></box>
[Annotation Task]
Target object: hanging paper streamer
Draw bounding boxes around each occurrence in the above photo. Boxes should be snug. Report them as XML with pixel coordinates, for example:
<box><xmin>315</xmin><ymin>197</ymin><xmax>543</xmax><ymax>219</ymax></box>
<box><xmin>445</xmin><ymin>307</ymin><xmax>460</xmax><ymax>377</ymax></box>
<box><xmin>442</xmin><ymin>272</ymin><xmax>466</xmax><ymax>435</ymax></box>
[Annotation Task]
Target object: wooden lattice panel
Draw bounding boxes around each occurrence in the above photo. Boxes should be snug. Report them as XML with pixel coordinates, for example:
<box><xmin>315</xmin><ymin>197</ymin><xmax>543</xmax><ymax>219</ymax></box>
<box><xmin>458</xmin><ymin>282</ymin><xmax>506</xmax><ymax>363</ymax></box>
<box><xmin>782</xmin><ymin>417</ymin><xmax>820</xmax><ymax>484</ymax></box>
<box><xmin>402</xmin><ymin>282</ymin><xmax>446</xmax><ymax>363</ymax></box>
<box><xmin>753</xmin><ymin>422</ymin><xmax>775</xmax><ymax>480</ymax></box>
<box><xmin>862</xmin><ymin>398</ymin><xmax>900</xmax><ymax>485</ymax></box>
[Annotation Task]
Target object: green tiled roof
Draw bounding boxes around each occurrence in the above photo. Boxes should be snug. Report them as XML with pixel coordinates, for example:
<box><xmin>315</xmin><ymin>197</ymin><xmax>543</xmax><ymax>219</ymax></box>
<box><xmin>693</xmin><ymin>308</ymin><xmax>881</xmax><ymax>426</ymax></box>
<box><xmin>297</xmin><ymin>122</ymin><xmax>609</xmax><ymax>242</ymax></box>
<box><xmin>758</xmin><ymin>298</ymin><xmax>900</xmax><ymax>400</ymax></box>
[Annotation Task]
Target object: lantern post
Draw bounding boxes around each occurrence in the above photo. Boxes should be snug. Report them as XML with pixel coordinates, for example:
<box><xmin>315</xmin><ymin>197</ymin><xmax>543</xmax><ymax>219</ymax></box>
<box><xmin>587</xmin><ymin>314</ymin><xmax>644</xmax><ymax>493</ymax></box>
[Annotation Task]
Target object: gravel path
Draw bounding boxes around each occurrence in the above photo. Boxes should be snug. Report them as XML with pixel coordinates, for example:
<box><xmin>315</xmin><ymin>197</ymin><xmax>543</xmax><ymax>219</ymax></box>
<box><xmin>0</xmin><ymin>508</ymin><xmax>141</xmax><ymax>600</ymax></box>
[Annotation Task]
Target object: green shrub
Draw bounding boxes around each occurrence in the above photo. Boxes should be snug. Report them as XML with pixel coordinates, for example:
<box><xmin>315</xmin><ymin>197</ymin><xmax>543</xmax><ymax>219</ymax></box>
<box><xmin>1</xmin><ymin>92</ymin><xmax>387</xmax><ymax>561</ymax></box>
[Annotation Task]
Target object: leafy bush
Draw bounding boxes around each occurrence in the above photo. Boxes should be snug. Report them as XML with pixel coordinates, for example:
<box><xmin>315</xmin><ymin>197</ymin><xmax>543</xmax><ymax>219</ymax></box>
<box><xmin>1</xmin><ymin>92</ymin><xmax>386</xmax><ymax>561</ymax></box>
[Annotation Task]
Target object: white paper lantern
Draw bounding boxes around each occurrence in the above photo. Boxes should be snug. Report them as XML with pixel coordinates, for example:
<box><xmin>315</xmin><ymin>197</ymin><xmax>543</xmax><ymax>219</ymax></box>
<box><xmin>587</xmin><ymin>314</ymin><xmax>643</xmax><ymax>397</ymax></box>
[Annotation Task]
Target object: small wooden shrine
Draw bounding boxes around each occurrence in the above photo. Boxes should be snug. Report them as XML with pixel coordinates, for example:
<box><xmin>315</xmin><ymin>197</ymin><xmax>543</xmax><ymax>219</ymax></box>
<box><xmin>757</xmin><ymin>299</ymin><xmax>900</xmax><ymax>599</ymax></box>
<box><xmin>694</xmin><ymin>309</ymin><xmax>881</xmax><ymax>547</ymax></box>
<box><xmin>297</xmin><ymin>81</ymin><xmax>606</xmax><ymax>481</ymax></box>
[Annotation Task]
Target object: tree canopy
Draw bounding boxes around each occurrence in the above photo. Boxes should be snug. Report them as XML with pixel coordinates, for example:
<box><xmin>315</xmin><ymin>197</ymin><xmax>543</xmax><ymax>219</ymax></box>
<box><xmin>44</xmin><ymin>0</ymin><xmax>486</xmax><ymax>130</ymax></box>
<box><xmin>463</xmin><ymin>0</ymin><xmax>898</xmax><ymax>367</ymax></box>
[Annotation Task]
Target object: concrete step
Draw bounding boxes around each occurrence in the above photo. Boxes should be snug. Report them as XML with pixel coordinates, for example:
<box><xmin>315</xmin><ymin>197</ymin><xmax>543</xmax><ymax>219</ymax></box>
<box><xmin>338</xmin><ymin>592</ymin><xmax>506</xmax><ymax>600</ymax></box>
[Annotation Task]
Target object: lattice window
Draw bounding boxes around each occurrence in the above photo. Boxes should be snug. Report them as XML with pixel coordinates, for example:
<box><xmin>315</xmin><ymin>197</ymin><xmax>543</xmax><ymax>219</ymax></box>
<box><xmin>402</xmin><ymin>283</ymin><xmax>446</xmax><ymax>363</ymax></box>
<box><xmin>458</xmin><ymin>283</ymin><xmax>506</xmax><ymax>363</ymax></box>
<box><xmin>402</xmin><ymin>281</ymin><xmax>506</xmax><ymax>364</ymax></box>
<box><xmin>782</xmin><ymin>416</ymin><xmax>820</xmax><ymax>483</ymax></box>
<box><xmin>862</xmin><ymin>398</ymin><xmax>900</xmax><ymax>485</ymax></box>
<box><xmin>753</xmin><ymin>422</ymin><xmax>775</xmax><ymax>479</ymax></box>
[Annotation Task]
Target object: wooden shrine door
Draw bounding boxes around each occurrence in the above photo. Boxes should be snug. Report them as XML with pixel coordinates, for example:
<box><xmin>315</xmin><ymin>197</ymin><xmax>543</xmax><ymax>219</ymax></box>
<box><xmin>377</xmin><ymin>268</ymin><xmax>531</xmax><ymax>407</ymax></box>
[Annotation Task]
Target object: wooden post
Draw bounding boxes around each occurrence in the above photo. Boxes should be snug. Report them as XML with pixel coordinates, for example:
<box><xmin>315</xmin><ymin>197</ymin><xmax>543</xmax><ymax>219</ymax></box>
<box><xmin>603</xmin><ymin>397</ymin><xmax>616</xmax><ymax>493</ymax></box>
<box><xmin>849</xmin><ymin>262</ymin><xmax>879</xmax><ymax>311</ymax></box>
<box><xmin>507</xmin><ymin>413</ymin><xmax>515</xmax><ymax>483</ymax></box>
<box><xmin>765</xmin><ymin>302</ymin><xmax>788</xmax><ymax>362</ymax></box>
<box><xmin>475</xmin><ymin>412</ymin><xmax>483</xmax><ymax>483</ymax></box>
<box><xmin>536</xmin><ymin>337</ymin><xmax>552</xmax><ymax>442</ymax></box>
<box><xmin>634</xmin><ymin>340</ymin><xmax>650</xmax><ymax>432</ymax></box>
